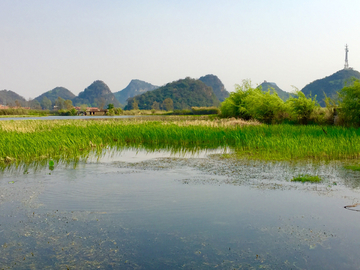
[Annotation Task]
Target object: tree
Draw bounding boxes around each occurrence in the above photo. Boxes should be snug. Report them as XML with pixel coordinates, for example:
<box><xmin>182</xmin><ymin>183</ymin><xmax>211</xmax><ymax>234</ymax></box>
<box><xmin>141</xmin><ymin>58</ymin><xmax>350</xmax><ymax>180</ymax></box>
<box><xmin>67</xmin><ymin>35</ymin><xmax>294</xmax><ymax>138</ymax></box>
<box><xmin>151</xmin><ymin>101</ymin><xmax>160</xmax><ymax>110</ymax></box>
<box><xmin>41</xmin><ymin>96</ymin><xmax>52</xmax><ymax>110</ymax></box>
<box><xmin>55</xmin><ymin>97</ymin><xmax>65</xmax><ymax>110</ymax></box>
<box><xmin>107</xmin><ymin>103</ymin><xmax>114</xmax><ymax>110</ymax></box>
<box><xmin>220</xmin><ymin>79</ymin><xmax>255</xmax><ymax>119</ymax></box>
<box><xmin>29</xmin><ymin>100</ymin><xmax>42</xmax><ymax>110</ymax></box>
<box><xmin>64</xmin><ymin>99</ymin><xmax>73</xmax><ymax>110</ymax></box>
<box><xmin>162</xmin><ymin>98</ymin><xmax>174</xmax><ymax>111</ymax></box>
<box><xmin>338</xmin><ymin>78</ymin><xmax>360</xmax><ymax>126</ymax></box>
<box><xmin>15</xmin><ymin>100</ymin><xmax>21</xmax><ymax>108</ymax></box>
<box><xmin>132</xmin><ymin>99</ymin><xmax>139</xmax><ymax>110</ymax></box>
<box><xmin>286</xmin><ymin>88</ymin><xmax>319</xmax><ymax>124</ymax></box>
<box><xmin>245</xmin><ymin>87</ymin><xmax>285</xmax><ymax>124</ymax></box>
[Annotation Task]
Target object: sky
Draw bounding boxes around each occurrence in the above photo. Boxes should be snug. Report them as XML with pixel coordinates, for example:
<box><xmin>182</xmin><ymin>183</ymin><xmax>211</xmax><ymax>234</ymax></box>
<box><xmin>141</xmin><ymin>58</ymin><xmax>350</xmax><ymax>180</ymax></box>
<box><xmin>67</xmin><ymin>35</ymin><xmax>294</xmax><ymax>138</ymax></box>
<box><xmin>1</xmin><ymin>0</ymin><xmax>360</xmax><ymax>99</ymax></box>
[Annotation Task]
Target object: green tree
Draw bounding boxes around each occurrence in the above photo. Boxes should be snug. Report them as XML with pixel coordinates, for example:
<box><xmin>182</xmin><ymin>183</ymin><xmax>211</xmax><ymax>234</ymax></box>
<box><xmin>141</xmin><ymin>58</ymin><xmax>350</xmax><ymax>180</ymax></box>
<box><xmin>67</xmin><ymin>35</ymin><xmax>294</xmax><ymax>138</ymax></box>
<box><xmin>151</xmin><ymin>101</ymin><xmax>160</xmax><ymax>110</ymax></box>
<box><xmin>162</xmin><ymin>98</ymin><xmax>174</xmax><ymax>111</ymax></box>
<box><xmin>132</xmin><ymin>99</ymin><xmax>139</xmax><ymax>110</ymax></box>
<box><xmin>220</xmin><ymin>79</ymin><xmax>255</xmax><ymax>119</ymax></box>
<box><xmin>55</xmin><ymin>97</ymin><xmax>66</xmax><ymax>110</ymax></box>
<box><xmin>41</xmin><ymin>96</ymin><xmax>52</xmax><ymax>110</ymax></box>
<box><xmin>107</xmin><ymin>103</ymin><xmax>114</xmax><ymax>110</ymax></box>
<box><xmin>245</xmin><ymin>88</ymin><xmax>285</xmax><ymax>124</ymax></box>
<box><xmin>64</xmin><ymin>99</ymin><xmax>73</xmax><ymax>110</ymax></box>
<box><xmin>286</xmin><ymin>88</ymin><xmax>319</xmax><ymax>124</ymax></box>
<box><xmin>338</xmin><ymin>79</ymin><xmax>360</xmax><ymax>126</ymax></box>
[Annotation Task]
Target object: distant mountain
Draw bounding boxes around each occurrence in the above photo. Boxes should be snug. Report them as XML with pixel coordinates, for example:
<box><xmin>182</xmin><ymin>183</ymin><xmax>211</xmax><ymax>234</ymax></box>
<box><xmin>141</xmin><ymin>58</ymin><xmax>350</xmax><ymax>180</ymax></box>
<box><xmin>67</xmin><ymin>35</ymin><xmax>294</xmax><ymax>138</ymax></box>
<box><xmin>114</xmin><ymin>79</ymin><xmax>158</xmax><ymax>106</ymax></box>
<box><xmin>258</xmin><ymin>81</ymin><xmax>292</xmax><ymax>101</ymax></box>
<box><xmin>72</xmin><ymin>80</ymin><xmax>120</xmax><ymax>108</ymax></box>
<box><xmin>124</xmin><ymin>77</ymin><xmax>220</xmax><ymax>110</ymax></box>
<box><xmin>0</xmin><ymin>90</ymin><xmax>27</xmax><ymax>106</ymax></box>
<box><xmin>199</xmin><ymin>74</ymin><xmax>229</xmax><ymax>102</ymax></box>
<box><xmin>301</xmin><ymin>69</ymin><xmax>360</xmax><ymax>106</ymax></box>
<box><xmin>34</xmin><ymin>87</ymin><xmax>75</xmax><ymax>103</ymax></box>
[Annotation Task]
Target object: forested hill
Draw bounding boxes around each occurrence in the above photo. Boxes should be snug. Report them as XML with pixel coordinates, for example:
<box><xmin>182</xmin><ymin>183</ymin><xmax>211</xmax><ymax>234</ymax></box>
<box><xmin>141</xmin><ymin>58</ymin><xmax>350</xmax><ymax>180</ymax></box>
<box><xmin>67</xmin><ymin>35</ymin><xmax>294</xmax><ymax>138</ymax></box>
<box><xmin>199</xmin><ymin>74</ymin><xmax>229</xmax><ymax>102</ymax></box>
<box><xmin>0</xmin><ymin>90</ymin><xmax>27</xmax><ymax>106</ymax></box>
<box><xmin>301</xmin><ymin>69</ymin><xmax>360</xmax><ymax>106</ymax></box>
<box><xmin>258</xmin><ymin>81</ymin><xmax>292</xmax><ymax>101</ymax></box>
<box><xmin>114</xmin><ymin>79</ymin><xmax>158</xmax><ymax>106</ymax></box>
<box><xmin>72</xmin><ymin>80</ymin><xmax>120</xmax><ymax>108</ymax></box>
<box><xmin>34</xmin><ymin>87</ymin><xmax>75</xmax><ymax>104</ymax></box>
<box><xmin>124</xmin><ymin>77</ymin><xmax>220</xmax><ymax>110</ymax></box>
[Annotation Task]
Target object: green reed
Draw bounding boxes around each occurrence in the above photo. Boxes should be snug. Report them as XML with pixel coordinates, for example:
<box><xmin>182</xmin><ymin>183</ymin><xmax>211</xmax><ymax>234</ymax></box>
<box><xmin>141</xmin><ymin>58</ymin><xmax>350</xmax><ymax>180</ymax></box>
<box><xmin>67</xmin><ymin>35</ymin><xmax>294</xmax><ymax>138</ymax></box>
<box><xmin>0</xmin><ymin>119</ymin><xmax>359</xmax><ymax>165</ymax></box>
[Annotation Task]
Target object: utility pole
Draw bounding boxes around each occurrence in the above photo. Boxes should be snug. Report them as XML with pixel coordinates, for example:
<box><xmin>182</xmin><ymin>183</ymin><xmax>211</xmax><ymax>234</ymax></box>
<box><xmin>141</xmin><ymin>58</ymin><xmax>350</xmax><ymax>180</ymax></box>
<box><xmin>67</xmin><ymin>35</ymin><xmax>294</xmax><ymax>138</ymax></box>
<box><xmin>344</xmin><ymin>44</ymin><xmax>349</xmax><ymax>69</ymax></box>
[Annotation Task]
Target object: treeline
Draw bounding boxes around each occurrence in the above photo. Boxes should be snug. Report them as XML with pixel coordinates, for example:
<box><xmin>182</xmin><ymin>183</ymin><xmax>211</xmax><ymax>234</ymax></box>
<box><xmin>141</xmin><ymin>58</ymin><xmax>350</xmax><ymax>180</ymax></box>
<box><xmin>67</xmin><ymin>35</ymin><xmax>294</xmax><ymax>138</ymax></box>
<box><xmin>220</xmin><ymin>79</ymin><xmax>360</xmax><ymax>126</ymax></box>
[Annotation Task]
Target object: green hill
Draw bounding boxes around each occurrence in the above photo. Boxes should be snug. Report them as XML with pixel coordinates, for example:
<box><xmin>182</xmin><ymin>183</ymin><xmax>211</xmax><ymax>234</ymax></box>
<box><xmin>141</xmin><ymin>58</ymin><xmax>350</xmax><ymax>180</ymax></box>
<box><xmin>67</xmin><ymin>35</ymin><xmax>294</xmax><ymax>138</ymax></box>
<box><xmin>199</xmin><ymin>74</ymin><xmax>229</xmax><ymax>102</ymax></box>
<box><xmin>114</xmin><ymin>79</ymin><xmax>158</xmax><ymax>106</ymax></box>
<box><xmin>34</xmin><ymin>87</ymin><xmax>75</xmax><ymax>104</ymax></box>
<box><xmin>0</xmin><ymin>90</ymin><xmax>27</xmax><ymax>106</ymax></box>
<box><xmin>124</xmin><ymin>77</ymin><xmax>220</xmax><ymax>110</ymax></box>
<box><xmin>301</xmin><ymin>69</ymin><xmax>360</xmax><ymax>106</ymax></box>
<box><xmin>72</xmin><ymin>80</ymin><xmax>120</xmax><ymax>108</ymax></box>
<box><xmin>258</xmin><ymin>81</ymin><xmax>292</xmax><ymax>101</ymax></box>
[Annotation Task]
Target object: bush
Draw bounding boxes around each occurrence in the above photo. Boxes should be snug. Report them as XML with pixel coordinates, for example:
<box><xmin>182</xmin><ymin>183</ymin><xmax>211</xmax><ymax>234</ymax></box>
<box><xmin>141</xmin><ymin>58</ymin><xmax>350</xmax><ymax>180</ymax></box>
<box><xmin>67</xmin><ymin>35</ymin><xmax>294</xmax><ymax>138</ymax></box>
<box><xmin>172</xmin><ymin>109</ymin><xmax>192</xmax><ymax>115</ymax></box>
<box><xmin>245</xmin><ymin>89</ymin><xmax>286</xmax><ymax>124</ymax></box>
<box><xmin>219</xmin><ymin>80</ymin><xmax>255</xmax><ymax>119</ymax></box>
<box><xmin>338</xmin><ymin>79</ymin><xmax>360</xmax><ymax>126</ymax></box>
<box><xmin>191</xmin><ymin>107</ymin><xmax>220</xmax><ymax>115</ymax></box>
<box><xmin>286</xmin><ymin>90</ymin><xmax>319</xmax><ymax>124</ymax></box>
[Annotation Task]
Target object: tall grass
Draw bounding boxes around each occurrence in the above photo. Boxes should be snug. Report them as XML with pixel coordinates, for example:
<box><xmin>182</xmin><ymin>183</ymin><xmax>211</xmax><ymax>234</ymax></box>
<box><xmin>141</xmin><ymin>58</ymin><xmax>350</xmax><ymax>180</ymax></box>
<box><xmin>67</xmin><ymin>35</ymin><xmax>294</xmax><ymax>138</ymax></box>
<box><xmin>0</xmin><ymin>119</ymin><xmax>359</xmax><ymax>165</ymax></box>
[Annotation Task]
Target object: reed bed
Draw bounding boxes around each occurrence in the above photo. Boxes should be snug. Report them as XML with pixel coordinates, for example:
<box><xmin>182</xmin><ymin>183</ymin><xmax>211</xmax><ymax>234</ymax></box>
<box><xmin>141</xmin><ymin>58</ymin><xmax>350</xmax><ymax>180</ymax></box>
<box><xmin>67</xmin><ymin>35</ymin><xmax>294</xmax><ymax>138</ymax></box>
<box><xmin>0</xmin><ymin>118</ymin><xmax>359</xmax><ymax>165</ymax></box>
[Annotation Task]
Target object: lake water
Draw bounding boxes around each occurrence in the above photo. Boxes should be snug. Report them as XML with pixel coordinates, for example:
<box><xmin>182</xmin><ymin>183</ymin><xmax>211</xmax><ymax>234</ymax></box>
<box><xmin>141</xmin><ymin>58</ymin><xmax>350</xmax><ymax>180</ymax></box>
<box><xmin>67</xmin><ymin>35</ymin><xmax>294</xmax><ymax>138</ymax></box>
<box><xmin>1</xmin><ymin>148</ymin><xmax>360</xmax><ymax>269</ymax></box>
<box><xmin>0</xmin><ymin>115</ymin><xmax>143</xmax><ymax>121</ymax></box>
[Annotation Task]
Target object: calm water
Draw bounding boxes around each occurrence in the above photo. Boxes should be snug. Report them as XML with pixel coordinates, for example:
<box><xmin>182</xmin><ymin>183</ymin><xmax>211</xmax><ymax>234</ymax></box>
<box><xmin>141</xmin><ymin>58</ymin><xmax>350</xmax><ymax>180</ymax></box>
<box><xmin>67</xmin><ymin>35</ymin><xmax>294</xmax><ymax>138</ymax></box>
<box><xmin>0</xmin><ymin>115</ymin><xmax>143</xmax><ymax>121</ymax></box>
<box><xmin>1</xmin><ymin>149</ymin><xmax>360</xmax><ymax>269</ymax></box>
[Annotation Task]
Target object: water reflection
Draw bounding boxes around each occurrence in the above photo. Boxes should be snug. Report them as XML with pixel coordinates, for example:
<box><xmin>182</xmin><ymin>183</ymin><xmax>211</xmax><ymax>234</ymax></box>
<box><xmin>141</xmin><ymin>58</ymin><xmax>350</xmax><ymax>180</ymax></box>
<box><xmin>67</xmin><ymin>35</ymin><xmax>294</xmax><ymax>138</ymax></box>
<box><xmin>1</xmin><ymin>148</ymin><xmax>360</xmax><ymax>269</ymax></box>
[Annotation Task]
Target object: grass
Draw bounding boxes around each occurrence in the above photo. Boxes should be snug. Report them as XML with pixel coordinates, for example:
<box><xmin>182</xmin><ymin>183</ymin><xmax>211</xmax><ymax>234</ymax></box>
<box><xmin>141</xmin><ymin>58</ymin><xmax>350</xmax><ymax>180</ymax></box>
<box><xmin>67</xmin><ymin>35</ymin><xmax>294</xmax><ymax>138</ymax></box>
<box><xmin>343</xmin><ymin>165</ymin><xmax>360</xmax><ymax>171</ymax></box>
<box><xmin>0</xmin><ymin>117</ymin><xmax>360</xmax><ymax>165</ymax></box>
<box><xmin>291</xmin><ymin>174</ymin><xmax>322</xmax><ymax>183</ymax></box>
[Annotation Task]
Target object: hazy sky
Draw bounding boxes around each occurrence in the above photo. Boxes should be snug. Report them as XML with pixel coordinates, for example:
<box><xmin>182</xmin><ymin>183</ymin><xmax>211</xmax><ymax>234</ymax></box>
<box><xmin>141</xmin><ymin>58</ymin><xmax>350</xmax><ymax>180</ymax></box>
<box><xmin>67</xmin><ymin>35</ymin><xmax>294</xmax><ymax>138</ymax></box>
<box><xmin>1</xmin><ymin>0</ymin><xmax>359</xmax><ymax>99</ymax></box>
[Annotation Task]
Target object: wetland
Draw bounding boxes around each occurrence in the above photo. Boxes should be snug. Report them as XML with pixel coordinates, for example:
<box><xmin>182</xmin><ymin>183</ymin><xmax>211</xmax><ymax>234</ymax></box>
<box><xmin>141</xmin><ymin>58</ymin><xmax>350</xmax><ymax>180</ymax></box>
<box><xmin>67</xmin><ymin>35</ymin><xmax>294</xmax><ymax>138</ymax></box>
<box><xmin>1</xmin><ymin>118</ymin><xmax>360</xmax><ymax>269</ymax></box>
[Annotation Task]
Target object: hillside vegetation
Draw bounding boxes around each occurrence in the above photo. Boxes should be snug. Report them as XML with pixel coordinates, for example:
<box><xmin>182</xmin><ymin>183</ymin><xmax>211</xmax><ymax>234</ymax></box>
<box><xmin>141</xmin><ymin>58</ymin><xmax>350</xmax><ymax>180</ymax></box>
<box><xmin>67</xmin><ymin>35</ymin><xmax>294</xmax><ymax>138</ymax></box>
<box><xmin>0</xmin><ymin>90</ymin><xmax>27</xmax><ymax>106</ymax></box>
<box><xmin>125</xmin><ymin>77</ymin><xmax>220</xmax><ymax>110</ymax></box>
<box><xmin>199</xmin><ymin>74</ymin><xmax>229</xmax><ymax>102</ymax></box>
<box><xmin>35</xmin><ymin>87</ymin><xmax>75</xmax><ymax>104</ymax></box>
<box><xmin>114</xmin><ymin>79</ymin><xmax>158</xmax><ymax>106</ymax></box>
<box><xmin>258</xmin><ymin>81</ymin><xmax>292</xmax><ymax>101</ymax></box>
<box><xmin>72</xmin><ymin>80</ymin><xmax>120</xmax><ymax>108</ymax></box>
<box><xmin>301</xmin><ymin>69</ymin><xmax>360</xmax><ymax>106</ymax></box>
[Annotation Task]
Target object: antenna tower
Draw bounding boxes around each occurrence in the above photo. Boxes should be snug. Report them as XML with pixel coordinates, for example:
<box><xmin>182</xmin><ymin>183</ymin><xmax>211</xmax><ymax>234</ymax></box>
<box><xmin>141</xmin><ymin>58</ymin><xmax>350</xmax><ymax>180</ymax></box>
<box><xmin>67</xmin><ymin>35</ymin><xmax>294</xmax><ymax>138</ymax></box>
<box><xmin>344</xmin><ymin>44</ymin><xmax>349</xmax><ymax>69</ymax></box>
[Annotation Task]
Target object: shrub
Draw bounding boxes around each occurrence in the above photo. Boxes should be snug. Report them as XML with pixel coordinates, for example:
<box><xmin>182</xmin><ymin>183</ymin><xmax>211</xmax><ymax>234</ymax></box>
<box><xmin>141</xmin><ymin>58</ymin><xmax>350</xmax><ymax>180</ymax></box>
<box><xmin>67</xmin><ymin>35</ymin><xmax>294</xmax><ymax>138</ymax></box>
<box><xmin>286</xmin><ymin>90</ymin><xmax>319</xmax><ymax>124</ymax></box>
<box><xmin>338</xmin><ymin>79</ymin><xmax>360</xmax><ymax>126</ymax></box>
<box><xmin>220</xmin><ymin>79</ymin><xmax>255</xmax><ymax>119</ymax></box>
<box><xmin>191</xmin><ymin>107</ymin><xmax>220</xmax><ymax>115</ymax></box>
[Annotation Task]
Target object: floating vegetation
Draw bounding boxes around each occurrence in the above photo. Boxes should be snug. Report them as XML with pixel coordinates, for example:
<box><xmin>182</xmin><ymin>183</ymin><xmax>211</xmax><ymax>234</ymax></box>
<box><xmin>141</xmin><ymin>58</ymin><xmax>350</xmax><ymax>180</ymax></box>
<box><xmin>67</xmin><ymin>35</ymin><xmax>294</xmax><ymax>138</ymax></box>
<box><xmin>291</xmin><ymin>174</ymin><xmax>322</xmax><ymax>183</ymax></box>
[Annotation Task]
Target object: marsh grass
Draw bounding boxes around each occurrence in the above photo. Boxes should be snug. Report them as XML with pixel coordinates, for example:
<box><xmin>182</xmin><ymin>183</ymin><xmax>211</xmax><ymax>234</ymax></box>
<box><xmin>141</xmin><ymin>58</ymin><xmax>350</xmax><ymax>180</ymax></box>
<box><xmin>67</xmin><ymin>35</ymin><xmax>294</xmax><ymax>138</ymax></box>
<box><xmin>343</xmin><ymin>165</ymin><xmax>360</xmax><ymax>171</ymax></box>
<box><xmin>0</xmin><ymin>118</ymin><xmax>360</xmax><ymax>166</ymax></box>
<box><xmin>291</xmin><ymin>174</ymin><xmax>322</xmax><ymax>183</ymax></box>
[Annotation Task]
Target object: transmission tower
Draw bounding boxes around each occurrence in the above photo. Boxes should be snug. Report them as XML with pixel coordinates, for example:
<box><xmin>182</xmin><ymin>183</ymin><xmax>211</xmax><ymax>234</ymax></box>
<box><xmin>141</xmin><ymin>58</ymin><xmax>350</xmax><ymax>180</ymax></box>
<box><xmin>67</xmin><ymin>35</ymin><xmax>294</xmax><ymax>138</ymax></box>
<box><xmin>344</xmin><ymin>44</ymin><xmax>349</xmax><ymax>69</ymax></box>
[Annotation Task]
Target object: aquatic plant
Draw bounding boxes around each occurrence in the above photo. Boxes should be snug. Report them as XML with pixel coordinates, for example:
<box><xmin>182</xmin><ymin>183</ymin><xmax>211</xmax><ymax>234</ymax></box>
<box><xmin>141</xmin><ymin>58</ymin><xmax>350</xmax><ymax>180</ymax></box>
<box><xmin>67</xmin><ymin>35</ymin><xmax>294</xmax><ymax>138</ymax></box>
<box><xmin>343</xmin><ymin>165</ymin><xmax>360</xmax><ymax>171</ymax></box>
<box><xmin>1</xmin><ymin>118</ymin><xmax>360</xmax><ymax>166</ymax></box>
<box><xmin>291</xmin><ymin>174</ymin><xmax>322</xmax><ymax>183</ymax></box>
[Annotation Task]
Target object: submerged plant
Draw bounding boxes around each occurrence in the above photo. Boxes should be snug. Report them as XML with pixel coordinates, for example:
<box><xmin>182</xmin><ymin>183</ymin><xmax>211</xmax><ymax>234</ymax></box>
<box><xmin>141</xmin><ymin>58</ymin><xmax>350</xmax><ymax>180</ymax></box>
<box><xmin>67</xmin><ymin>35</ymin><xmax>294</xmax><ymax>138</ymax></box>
<box><xmin>291</xmin><ymin>174</ymin><xmax>322</xmax><ymax>183</ymax></box>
